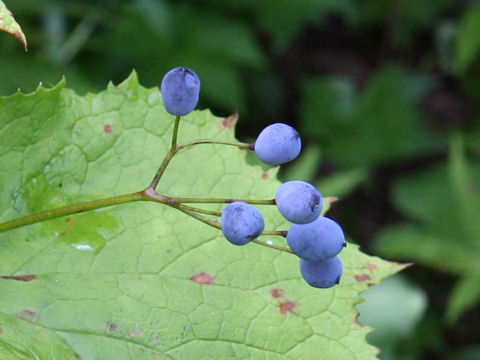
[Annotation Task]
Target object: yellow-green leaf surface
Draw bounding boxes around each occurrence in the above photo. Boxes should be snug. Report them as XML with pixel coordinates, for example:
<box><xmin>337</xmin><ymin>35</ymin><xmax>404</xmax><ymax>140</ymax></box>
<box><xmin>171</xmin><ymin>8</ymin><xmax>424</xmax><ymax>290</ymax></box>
<box><xmin>0</xmin><ymin>1</ymin><xmax>27</xmax><ymax>50</ymax></box>
<box><xmin>0</xmin><ymin>72</ymin><xmax>403</xmax><ymax>359</ymax></box>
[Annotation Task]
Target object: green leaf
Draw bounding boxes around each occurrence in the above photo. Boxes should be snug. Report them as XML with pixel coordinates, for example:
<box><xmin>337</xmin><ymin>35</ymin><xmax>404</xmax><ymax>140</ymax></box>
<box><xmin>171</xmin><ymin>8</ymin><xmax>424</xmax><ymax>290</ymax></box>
<box><xmin>446</xmin><ymin>274</ymin><xmax>480</xmax><ymax>324</ymax></box>
<box><xmin>375</xmin><ymin>225</ymin><xmax>476</xmax><ymax>274</ymax></box>
<box><xmin>301</xmin><ymin>75</ymin><xmax>356</xmax><ymax>139</ymax></box>
<box><xmin>357</xmin><ymin>275</ymin><xmax>427</xmax><ymax>349</ymax></box>
<box><xmin>457</xmin><ymin>5</ymin><xmax>480</xmax><ymax>73</ymax></box>
<box><xmin>0</xmin><ymin>0</ymin><xmax>27</xmax><ymax>50</ymax></box>
<box><xmin>0</xmin><ymin>72</ymin><xmax>402</xmax><ymax>358</ymax></box>
<box><xmin>0</xmin><ymin>312</ymin><xmax>78</xmax><ymax>359</ymax></box>
<box><xmin>392</xmin><ymin>164</ymin><xmax>451</xmax><ymax>223</ymax></box>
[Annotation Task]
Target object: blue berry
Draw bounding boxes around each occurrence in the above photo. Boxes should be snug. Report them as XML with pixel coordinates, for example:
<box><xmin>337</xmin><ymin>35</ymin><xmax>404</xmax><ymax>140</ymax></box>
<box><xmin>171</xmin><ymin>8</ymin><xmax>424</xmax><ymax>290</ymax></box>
<box><xmin>254</xmin><ymin>123</ymin><xmax>301</xmax><ymax>166</ymax></box>
<box><xmin>160</xmin><ymin>67</ymin><xmax>200</xmax><ymax>116</ymax></box>
<box><xmin>287</xmin><ymin>216</ymin><xmax>346</xmax><ymax>261</ymax></box>
<box><xmin>300</xmin><ymin>256</ymin><xmax>343</xmax><ymax>288</ymax></box>
<box><xmin>275</xmin><ymin>181</ymin><xmax>322</xmax><ymax>224</ymax></box>
<box><xmin>221</xmin><ymin>202</ymin><xmax>265</xmax><ymax>245</ymax></box>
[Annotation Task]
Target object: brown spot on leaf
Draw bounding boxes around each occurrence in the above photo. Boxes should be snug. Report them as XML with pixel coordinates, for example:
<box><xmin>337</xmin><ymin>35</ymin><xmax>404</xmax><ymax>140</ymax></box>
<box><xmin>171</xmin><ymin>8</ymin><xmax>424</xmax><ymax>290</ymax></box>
<box><xmin>23</xmin><ymin>309</ymin><xmax>37</xmax><ymax>317</ymax></box>
<box><xmin>355</xmin><ymin>274</ymin><xmax>372</xmax><ymax>282</ymax></box>
<box><xmin>0</xmin><ymin>27</ymin><xmax>27</xmax><ymax>50</ymax></box>
<box><xmin>279</xmin><ymin>301</ymin><xmax>296</xmax><ymax>315</ymax></box>
<box><xmin>151</xmin><ymin>332</ymin><xmax>162</xmax><ymax>345</ymax></box>
<box><xmin>262</xmin><ymin>173</ymin><xmax>269</xmax><ymax>180</ymax></box>
<box><xmin>1</xmin><ymin>275</ymin><xmax>35</xmax><ymax>282</ymax></box>
<box><xmin>355</xmin><ymin>318</ymin><xmax>364</xmax><ymax>327</ymax></box>
<box><xmin>107</xmin><ymin>322</ymin><xmax>117</xmax><ymax>332</ymax></box>
<box><xmin>13</xmin><ymin>31</ymin><xmax>25</xmax><ymax>46</ymax></box>
<box><xmin>221</xmin><ymin>112</ymin><xmax>238</xmax><ymax>129</ymax></box>
<box><xmin>17</xmin><ymin>309</ymin><xmax>38</xmax><ymax>321</ymax></box>
<box><xmin>190</xmin><ymin>272</ymin><xmax>215</xmax><ymax>285</ymax></box>
<box><xmin>270</xmin><ymin>288</ymin><xmax>285</xmax><ymax>298</ymax></box>
<box><xmin>104</xmin><ymin>124</ymin><xmax>112</xmax><ymax>134</ymax></box>
<box><xmin>129</xmin><ymin>328</ymin><xmax>143</xmax><ymax>337</ymax></box>
<box><xmin>0</xmin><ymin>325</ymin><xmax>3</xmax><ymax>334</ymax></box>
<box><xmin>367</xmin><ymin>263</ymin><xmax>378</xmax><ymax>270</ymax></box>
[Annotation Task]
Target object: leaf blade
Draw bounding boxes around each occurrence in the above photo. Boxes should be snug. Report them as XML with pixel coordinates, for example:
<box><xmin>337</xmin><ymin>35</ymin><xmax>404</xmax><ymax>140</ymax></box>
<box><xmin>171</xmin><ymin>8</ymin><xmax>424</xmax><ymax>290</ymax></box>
<box><xmin>0</xmin><ymin>1</ymin><xmax>27</xmax><ymax>50</ymax></box>
<box><xmin>0</xmin><ymin>73</ymin><xmax>402</xmax><ymax>358</ymax></box>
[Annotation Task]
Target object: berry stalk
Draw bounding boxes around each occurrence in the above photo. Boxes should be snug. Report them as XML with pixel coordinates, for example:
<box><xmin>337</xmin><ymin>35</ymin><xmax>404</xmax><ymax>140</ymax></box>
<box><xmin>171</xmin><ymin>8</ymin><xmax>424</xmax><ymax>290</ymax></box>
<box><xmin>149</xmin><ymin>115</ymin><xmax>182</xmax><ymax>190</ymax></box>
<box><xmin>178</xmin><ymin>204</ymin><xmax>222</xmax><ymax>217</ymax></box>
<box><xmin>177</xmin><ymin>139</ymin><xmax>253</xmax><ymax>151</ymax></box>
<box><xmin>252</xmin><ymin>239</ymin><xmax>294</xmax><ymax>254</ymax></box>
<box><xmin>171</xmin><ymin>197</ymin><xmax>276</xmax><ymax>205</ymax></box>
<box><xmin>174</xmin><ymin>204</ymin><xmax>222</xmax><ymax>230</ymax></box>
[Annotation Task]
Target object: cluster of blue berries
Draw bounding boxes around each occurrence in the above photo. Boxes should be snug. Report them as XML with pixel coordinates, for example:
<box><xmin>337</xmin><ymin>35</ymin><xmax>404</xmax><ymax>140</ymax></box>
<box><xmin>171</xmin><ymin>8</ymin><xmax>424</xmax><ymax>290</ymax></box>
<box><xmin>160</xmin><ymin>67</ymin><xmax>345</xmax><ymax>289</ymax></box>
<box><xmin>221</xmin><ymin>180</ymin><xmax>345</xmax><ymax>289</ymax></box>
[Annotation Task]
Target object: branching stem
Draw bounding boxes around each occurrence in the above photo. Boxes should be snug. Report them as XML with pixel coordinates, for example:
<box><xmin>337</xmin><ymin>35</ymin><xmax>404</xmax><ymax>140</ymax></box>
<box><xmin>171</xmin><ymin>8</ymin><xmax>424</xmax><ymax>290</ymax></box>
<box><xmin>0</xmin><ymin>113</ymin><xmax>294</xmax><ymax>255</ymax></box>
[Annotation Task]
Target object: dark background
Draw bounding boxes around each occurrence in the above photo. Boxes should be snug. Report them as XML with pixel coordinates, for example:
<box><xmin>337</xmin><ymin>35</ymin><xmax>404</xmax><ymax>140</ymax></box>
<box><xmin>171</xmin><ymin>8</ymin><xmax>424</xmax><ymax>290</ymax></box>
<box><xmin>2</xmin><ymin>1</ymin><xmax>480</xmax><ymax>359</ymax></box>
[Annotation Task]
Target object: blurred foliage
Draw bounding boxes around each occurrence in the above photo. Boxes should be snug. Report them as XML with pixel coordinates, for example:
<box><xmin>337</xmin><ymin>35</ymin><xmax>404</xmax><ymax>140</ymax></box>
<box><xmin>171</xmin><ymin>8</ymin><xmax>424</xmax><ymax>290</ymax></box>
<box><xmin>457</xmin><ymin>5</ymin><xmax>480</xmax><ymax>73</ymax></box>
<box><xmin>301</xmin><ymin>66</ymin><xmax>441</xmax><ymax>168</ymax></box>
<box><xmin>375</xmin><ymin>134</ymin><xmax>480</xmax><ymax>323</ymax></box>
<box><xmin>357</xmin><ymin>274</ymin><xmax>428</xmax><ymax>360</ymax></box>
<box><xmin>2</xmin><ymin>0</ymin><xmax>480</xmax><ymax>359</ymax></box>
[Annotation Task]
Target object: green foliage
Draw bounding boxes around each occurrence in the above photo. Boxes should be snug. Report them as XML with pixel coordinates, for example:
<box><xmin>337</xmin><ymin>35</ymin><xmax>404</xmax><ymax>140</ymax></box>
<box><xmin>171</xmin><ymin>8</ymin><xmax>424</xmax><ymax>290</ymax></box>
<box><xmin>237</xmin><ymin>0</ymin><xmax>357</xmax><ymax>49</ymax></box>
<box><xmin>457</xmin><ymin>6</ymin><xmax>480</xmax><ymax>73</ymax></box>
<box><xmin>81</xmin><ymin>1</ymin><xmax>266</xmax><ymax>111</ymax></box>
<box><xmin>375</xmin><ymin>134</ymin><xmax>480</xmax><ymax>322</ymax></box>
<box><xmin>2</xmin><ymin>0</ymin><xmax>480</xmax><ymax>358</ymax></box>
<box><xmin>0</xmin><ymin>74</ymin><xmax>402</xmax><ymax>358</ymax></box>
<box><xmin>355</xmin><ymin>0</ymin><xmax>455</xmax><ymax>49</ymax></box>
<box><xmin>301</xmin><ymin>66</ymin><xmax>441</xmax><ymax>168</ymax></box>
<box><xmin>357</xmin><ymin>275</ymin><xmax>427</xmax><ymax>359</ymax></box>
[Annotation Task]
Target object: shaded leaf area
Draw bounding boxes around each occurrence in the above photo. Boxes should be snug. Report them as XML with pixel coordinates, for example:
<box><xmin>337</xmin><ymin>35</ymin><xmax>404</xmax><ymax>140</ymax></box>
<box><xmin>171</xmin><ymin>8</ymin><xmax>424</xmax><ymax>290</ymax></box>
<box><xmin>0</xmin><ymin>0</ymin><xmax>27</xmax><ymax>49</ymax></box>
<box><xmin>375</xmin><ymin>134</ymin><xmax>480</xmax><ymax>322</ymax></box>
<box><xmin>0</xmin><ymin>74</ymin><xmax>402</xmax><ymax>359</ymax></box>
<box><xmin>357</xmin><ymin>275</ymin><xmax>427</xmax><ymax>359</ymax></box>
<box><xmin>0</xmin><ymin>312</ymin><xmax>77</xmax><ymax>359</ymax></box>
